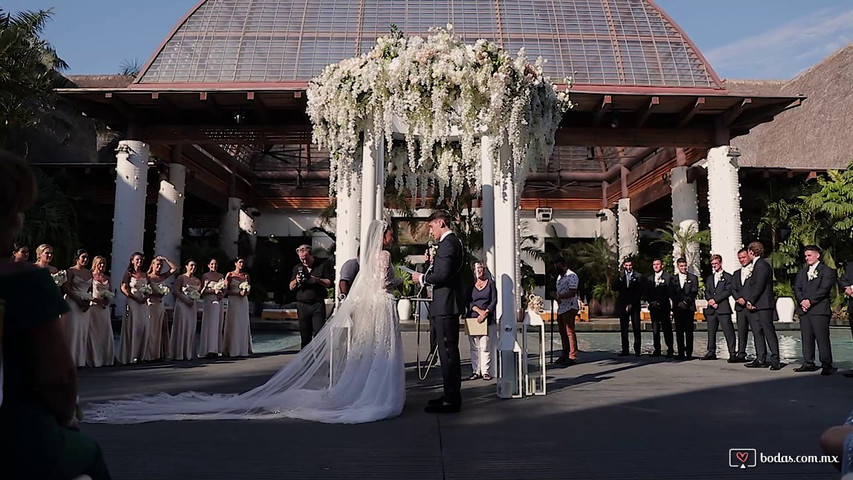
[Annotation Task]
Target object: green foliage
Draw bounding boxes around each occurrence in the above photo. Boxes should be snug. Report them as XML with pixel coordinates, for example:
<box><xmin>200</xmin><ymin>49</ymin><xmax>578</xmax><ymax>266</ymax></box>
<box><xmin>0</xmin><ymin>8</ymin><xmax>67</xmax><ymax>147</ymax></box>
<box><xmin>393</xmin><ymin>265</ymin><xmax>416</xmax><ymax>297</ymax></box>
<box><xmin>17</xmin><ymin>168</ymin><xmax>78</xmax><ymax>266</ymax></box>
<box><xmin>591</xmin><ymin>282</ymin><xmax>614</xmax><ymax>301</ymax></box>
<box><xmin>519</xmin><ymin>260</ymin><xmax>537</xmax><ymax>297</ymax></box>
<box><xmin>773</xmin><ymin>281</ymin><xmax>794</xmax><ymax>299</ymax></box>
<box><xmin>572</xmin><ymin>236</ymin><xmax>619</xmax><ymax>288</ymax></box>
<box><xmin>653</xmin><ymin>221</ymin><xmax>710</xmax><ymax>271</ymax></box>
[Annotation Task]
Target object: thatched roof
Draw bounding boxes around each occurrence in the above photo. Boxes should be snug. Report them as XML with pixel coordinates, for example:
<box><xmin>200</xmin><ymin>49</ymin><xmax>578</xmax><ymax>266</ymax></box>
<box><xmin>731</xmin><ymin>43</ymin><xmax>853</xmax><ymax>170</ymax></box>
<box><xmin>66</xmin><ymin>75</ymin><xmax>135</xmax><ymax>88</ymax></box>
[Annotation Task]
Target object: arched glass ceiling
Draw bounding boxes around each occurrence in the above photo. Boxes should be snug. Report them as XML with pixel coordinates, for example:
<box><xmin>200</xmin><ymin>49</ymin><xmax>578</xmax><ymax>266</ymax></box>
<box><xmin>139</xmin><ymin>0</ymin><xmax>721</xmax><ymax>89</ymax></box>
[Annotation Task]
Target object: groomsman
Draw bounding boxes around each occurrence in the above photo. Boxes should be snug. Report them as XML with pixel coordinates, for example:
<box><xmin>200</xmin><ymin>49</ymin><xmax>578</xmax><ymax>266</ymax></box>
<box><xmin>645</xmin><ymin>258</ymin><xmax>674</xmax><ymax>357</ymax></box>
<box><xmin>670</xmin><ymin>257</ymin><xmax>698</xmax><ymax>359</ymax></box>
<box><xmin>742</xmin><ymin>241</ymin><xmax>781</xmax><ymax>370</ymax></box>
<box><xmin>702</xmin><ymin>254</ymin><xmax>735</xmax><ymax>360</ymax></box>
<box><xmin>841</xmin><ymin>262</ymin><xmax>853</xmax><ymax>377</ymax></box>
<box><xmin>613</xmin><ymin>258</ymin><xmax>645</xmax><ymax>356</ymax></box>
<box><xmin>729</xmin><ymin>248</ymin><xmax>751</xmax><ymax>363</ymax></box>
<box><xmin>793</xmin><ymin>246</ymin><xmax>837</xmax><ymax>375</ymax></box>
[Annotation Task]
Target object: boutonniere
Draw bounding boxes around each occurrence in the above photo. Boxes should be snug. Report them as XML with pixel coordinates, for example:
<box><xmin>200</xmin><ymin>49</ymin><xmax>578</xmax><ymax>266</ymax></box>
<box><xmin>807</xmin><ymin>269</ymin><xmax>819</xmax><ymax>281</ymax></box>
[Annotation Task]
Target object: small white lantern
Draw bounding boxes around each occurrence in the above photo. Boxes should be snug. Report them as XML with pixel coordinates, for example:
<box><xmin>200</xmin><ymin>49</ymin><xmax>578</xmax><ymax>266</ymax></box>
<box><xmin>523</xmin><ymin>309</ymin><xmax>547</xmax><ymax>396</ymax></box>
<box><xmin>497</xmin><ymin>323</ymin><xmax>524</xmax><ymax>399</ymax></box>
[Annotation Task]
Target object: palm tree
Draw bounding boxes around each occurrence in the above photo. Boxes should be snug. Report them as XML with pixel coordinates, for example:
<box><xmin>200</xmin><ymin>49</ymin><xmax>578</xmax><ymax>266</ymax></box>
<box><xmin>17</xmin><ymin>168</ymin><xmax>79</xmax><ymax>266</ymax></box>
<box><xmin>653</xmin><ymin>221</ymin><xmax>709</xmax><ymax>275</ymax></box>
<box><xmin>0</xmin><ymin>8</ymin><xmax>67</xmax><ymax>147</ymax></box>
<box><xmin>572</xmin><ymin>236</ymin><xmax>619</xmax><ymax>298</ymax></box>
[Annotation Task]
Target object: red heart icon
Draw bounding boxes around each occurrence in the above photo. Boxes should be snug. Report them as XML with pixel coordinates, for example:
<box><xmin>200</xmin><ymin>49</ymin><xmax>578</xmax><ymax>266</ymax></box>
<box><xmin>736</xmin><ymin>452</ymin><xmax>749</xmax><ymax>463</ymax></box>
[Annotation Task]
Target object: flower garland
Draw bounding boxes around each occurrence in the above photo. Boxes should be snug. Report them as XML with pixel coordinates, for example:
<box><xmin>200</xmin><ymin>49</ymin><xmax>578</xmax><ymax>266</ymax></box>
<box><xmin>307</xmin><ymin>25</ymin><xmax>572</xmax><ymax>203</ymax></box>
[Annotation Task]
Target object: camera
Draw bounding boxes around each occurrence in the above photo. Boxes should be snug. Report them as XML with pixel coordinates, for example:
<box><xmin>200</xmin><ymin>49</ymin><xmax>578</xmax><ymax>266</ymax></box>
<box><xmin>296</xmin><ymin>268</ymin><xmax>310</xmax><ymax>286</ymax></box>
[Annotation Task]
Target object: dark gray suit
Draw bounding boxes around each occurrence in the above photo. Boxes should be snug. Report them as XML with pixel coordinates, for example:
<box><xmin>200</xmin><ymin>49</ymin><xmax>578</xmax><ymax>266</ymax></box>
<box><xmin>842</xmin><ymin>262</ymin><xmax>853</xmax><ymax>339</ymax></box>
<box><xmin>645</xmin><ymin>272</ymin><xmax>673</xmax><ymax>355</ymax></box>
<box><xmin>704</xmin><ymin>270</ymin><xmax>735</xmax><ymax>357</ymax></box>
<box><xmin>730</xmin><ymin>268</ymin><xmax>750</xmax><ymax>359</ymax></box>
<box><xmin>423</xmin><ymin>232</ymin><xmax>465</xmax><ymax>406</ymax></box>
<box><xmin>742</xmin><ymin>258</ymin><xmax>779</xmax><ymax>365</ymax></box>
<box><xmin>613</xmin><ymin>270</ymin><xmax>645</xmax><ymax>354</ymax></box>
<box><xmin>794</xmin><ymin>262</ymin><xmax>837</xmax><ymax>367</ymax></box>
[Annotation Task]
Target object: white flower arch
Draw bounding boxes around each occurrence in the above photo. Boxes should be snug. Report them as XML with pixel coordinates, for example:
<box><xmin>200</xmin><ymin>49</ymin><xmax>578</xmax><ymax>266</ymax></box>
<box><xmin>307</xmin><ymin>25</ymin><xmax>572</xmax><ymax>203</ymax></box>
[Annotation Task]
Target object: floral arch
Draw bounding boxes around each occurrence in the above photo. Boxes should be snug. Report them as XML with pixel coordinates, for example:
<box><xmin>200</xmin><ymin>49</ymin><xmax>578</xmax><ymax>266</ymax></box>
<box><xmin>306</xmin><ymin>26</ymin><xmax>571</xmax><ymax>398</ymax></box>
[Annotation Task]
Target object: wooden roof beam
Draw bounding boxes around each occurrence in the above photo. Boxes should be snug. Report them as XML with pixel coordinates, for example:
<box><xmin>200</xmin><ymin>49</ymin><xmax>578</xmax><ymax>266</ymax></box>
<box><xmin>635</xmin><ymin>96</ymin><xmax>659</xmax><ymax>127</ymax></box>
<box><xmin>103</xmin><ymin>92</ymin><xmax>136</xmax><ymax>121</ymax></box>
<box><xmin>593</xmin><ymin>95</ymin><xmax>613</xmax><ymax>126</ymax></box>
<box><xmin>678</xmin><ymin>97</ymin><xmax>705</xmax><ymax>127</ymax></box>
<box><xmin>247</xmin><ymin>92</ymin><xmax>271</xmax><ymax>123</ymax></box>
<box><xmin>722</xmin><ymin>98</ymin><xmax>753</xmax><ymax>127</ymax></box>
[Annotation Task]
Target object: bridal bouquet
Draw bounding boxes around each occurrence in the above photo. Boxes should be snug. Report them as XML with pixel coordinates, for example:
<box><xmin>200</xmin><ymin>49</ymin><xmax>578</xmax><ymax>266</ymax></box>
<box><xmin>78</xmin><ymin>292</ymin><xmax>93</xmax><ymax>302</ymax></box>
<box><xmin>210</xmin><ymin>279</ymin><xmax>227</xmax><ymax>294</ymax></box>
<box><xmin>239</xmin><ymin>281</ymin><xmax>251</xmax><ymax>295</ymax></box>
<box><xmin>52</xmin><ymin>270</ymin><xmax>67</xmax><ymax>287</ymax></box>
<box><xmin>183</xmin><ymin>285</ymin><xmax>202</xmax><ymax>301</ymax></box>
<box><xmin>99</xmin><ymin>290</ymin><xmax>115</xmax><ymax>301</ymax></box>
<box><xmin>155</xmin><ymin>284</ymin><xmax>170</xmax><ymax>296</ymax></box>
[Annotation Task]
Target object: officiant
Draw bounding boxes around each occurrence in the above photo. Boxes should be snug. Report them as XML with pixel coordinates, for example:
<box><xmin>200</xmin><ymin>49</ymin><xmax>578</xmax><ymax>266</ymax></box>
<box><xmin>289</xmin><ymin>245</ymin><xmax>334</xmax><ymax>349</ymax></box>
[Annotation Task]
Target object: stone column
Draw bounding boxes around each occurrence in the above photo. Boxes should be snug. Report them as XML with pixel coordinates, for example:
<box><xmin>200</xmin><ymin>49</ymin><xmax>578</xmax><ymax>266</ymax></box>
<box><xmin>598</xmin><ymin>208</ymin><xmax>618</xmax><ymax>253</ymax></box>
<box><xmin>238</xmin><ymin>209</ymin><xmax>256</xmax><ymax>266</ymax></box>
<box><xmin>154</xmin><ymin>163</ymin><xmax>186</xmax><ymax>307</ymax></box>
<box><xmin>617</xmin><ymin>198</ymin><xmax>638</xmax><ymax>262</ymax></box>
<box><xmin>334</xmin><ymin>177</ymin><xmax>362</xmax><ymax>298</ymax></box>
<box><xmin>494</xmin><ymin>141</ymin><xmax>521</xmax><ymax>399</ymax></box>
<box><xmin>359</xmin><ymin>128</ymin><xmax>385</xmax><ymax>262</ymax></box>
<box><xmin>221</xmin><ymin>197</ymin><xmax>241</xmax><ymax>260</ymax></box>
<box><xmin>706</xmin><ymin>146</ymin><xmax>742</xmax><ymax>269</ymax></box>
<box><xmin>111</xmin><ymin>140</ymin><xmax>149</xmax><ymax>316</ymax></box>
<box><xmin>670</xmin><ymin>166</ymin><xmax>700</xmax><ymax>274</ymax></box>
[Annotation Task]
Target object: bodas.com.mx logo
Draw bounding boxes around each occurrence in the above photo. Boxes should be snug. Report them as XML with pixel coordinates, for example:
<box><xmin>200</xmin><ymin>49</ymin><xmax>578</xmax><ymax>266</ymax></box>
<box><xmin>730</xmin><ymin>448</ymin><xmax>757</xmax><ymax>469</ymax></box>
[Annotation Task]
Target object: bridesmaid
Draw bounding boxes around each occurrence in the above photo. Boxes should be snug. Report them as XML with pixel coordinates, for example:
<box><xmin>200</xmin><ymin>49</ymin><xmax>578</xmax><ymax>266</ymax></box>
<box><xmin>63</xmin><ymin>249</ymin><xmax>93</xmax><ymax>368</ymax></box>
<box><xmin>88</xmin><ymin>255</ymin><xmax>115</xmax><ymax>367</ymax></box>
<box><xmin>222</xmin><ymin>257</ymin><xmax>252</xmax><ymax>357</ymax></box>
<box><xmin>11</xmin><ymin>242</ymin><xmax>29</xmax><ymax>262</ymax></box>
<box><xmin>146</xmin><ymin>255</ymin><xmax>178</xmax><ymax>361</ymax></box>
<box><xmin>34</xmin><ymin>244</ymin><xmax>58</xmax><ymax>273</ymax></box>
<box><xmin>199</xmin><ymin>258</ymin><xmax>225</xmax><ymax>357</ymax></box>
<box><xmin>170</xmin><ymin>259</ymin><xmax>202</xmax><ymax>360</ymax></box>
<box><xmin>118</xmin><ymin>252</ymin><xmax>150</xmax><ymax>364</ymax></box>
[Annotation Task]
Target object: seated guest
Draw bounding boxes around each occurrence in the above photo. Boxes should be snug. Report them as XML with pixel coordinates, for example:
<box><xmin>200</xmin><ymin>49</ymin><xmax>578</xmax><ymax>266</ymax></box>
<box><xmin>0</xmin><ymin>151</ymin><xmax>111</xmax><ymax>479</ymax></box>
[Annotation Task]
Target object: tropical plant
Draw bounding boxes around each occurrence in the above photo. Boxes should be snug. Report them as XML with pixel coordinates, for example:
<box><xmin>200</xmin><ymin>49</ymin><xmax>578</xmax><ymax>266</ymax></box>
<box><xmin>572</xmin><ymin>236</ymin><xmax>619</xmax><ymax>291</ymax></box>
<box><xmin>653</xmin><ymin>221</ymin><xmax>709</xmax><ymax>273</ymax></box>
<box><xmin>17</xmin><ymin>168</ymin><xmax>79</xmax><ymax>266</ymax></box>
<box><xmin>0</xmin><ymin>8</ymin><xmax>67</xmax><ymax>147</ymax></box>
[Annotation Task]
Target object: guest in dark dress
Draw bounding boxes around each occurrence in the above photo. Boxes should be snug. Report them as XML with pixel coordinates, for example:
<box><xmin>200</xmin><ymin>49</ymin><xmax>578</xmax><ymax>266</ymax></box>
<box><xmin>0</xmin><ymin>152</ymin><xmax>111</xmax><ymax>480</ymax></box>
<box><xmin>466</xmin><ymin>262</ymin><xmax>497</xmax><ymax>381</ymax></box>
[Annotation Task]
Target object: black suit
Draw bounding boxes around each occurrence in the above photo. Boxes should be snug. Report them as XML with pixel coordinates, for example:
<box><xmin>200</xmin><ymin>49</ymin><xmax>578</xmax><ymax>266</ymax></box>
<box><xmin>730</xmin><ymin>268</ymin><xmax>751</xmax><ymax>359</ymax></box>
<box><xmin>794</xmin><ymin>263</ymin><xmax>837</xmax><ymax>367</ymax></box>
<box><xmin>742</xmin><ymin>258</ymin><xmax>780</xmax><ymax>364</ymax></box>
<box><xmin>704</xmin><ymin>271</ymin><xmax>736</xmax><ymax>357</ymax></box>
<box><xmin>670</xmin><ymin>272</ymin><xmax>699</xmax><ymax>357</ymax></box>
<box><xmin>841</xmin><ymin>262</ymin><xmax>853</xmax><ymax>339</ymax></box>
<box><xmin>423</xmin><ymin>232</ymin><xmax>465</xmax><ymax>406</ymax></box>
<box><xmin>613</xmin><ymin>270</ymin><xmax>644</xmax><ymax>354</ymax></box>
<box><xmin>644</xmin><ymin>272</ymin><xmax>673</xmax><ymax>355</ymax></box>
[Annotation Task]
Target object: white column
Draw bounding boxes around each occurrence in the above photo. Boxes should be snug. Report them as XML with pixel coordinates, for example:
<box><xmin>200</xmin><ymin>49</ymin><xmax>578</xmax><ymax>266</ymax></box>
<box><xmin>670</xmin><ymin>166</ymin><xmax>700</xmax><ymax>274</ymax></box>
<box><xmin>480</xmin><ymin>136</ymin><xmax>496</xmax><ymax>278</ymax></box>
<box><xmin>598</xmin><ymin>208</ymin><xmax>618</xmax><ymax>253</ymax></box>
<box><xmin>359</xmin><ymin>128</ymin><xmax>385</xmax><ymax>263</ymax></box>
<box><xmin>706</xmin><ymin>146</ymin><xmax>742</xmax><ymax>269</ymax></box>
<box><xmin>334</xmin><ymin>176</ymin><xmax>362</xmax><ymax>298</ymax></box>
<box><xmin>494</xmin><ymin>141</ymin><xmax>521</xmax><ymax>399</ymax></box>
<box><xmin>617</xmin><ymin>198</ymin><xmax>638</xmax><ymax>262</ymax></box>
<box><xmin>111</xmin><ymin>140</ymin><xmax>149</xmax><ymax>316</ymax></box>
<box><xmin>238</xmin><ymin>209</ymin><xmax>256</xmax><ymax>266</ymax></box>
<box><xmin>221</xmin><ymin>197</ymin><xmax>241</xmax><ymax>260</ymax></box>
<box><xmin>154</xmin><ymin>163</ymin><xmax>186</xmax><ymax>307</ymax></box>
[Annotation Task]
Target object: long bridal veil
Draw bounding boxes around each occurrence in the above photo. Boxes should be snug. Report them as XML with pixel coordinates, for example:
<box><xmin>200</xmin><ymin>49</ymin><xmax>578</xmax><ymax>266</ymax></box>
<box><xmin>86</xmin><ymin>220</ymin><xmax>405</xmax><ymax>424</ymax></box>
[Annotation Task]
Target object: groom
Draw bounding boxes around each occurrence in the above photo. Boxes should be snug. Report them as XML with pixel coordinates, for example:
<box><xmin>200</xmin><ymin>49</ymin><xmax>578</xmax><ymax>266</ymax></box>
<box><xmin>413</xmin><ymin>210</ymin><xmax>465</xmax><ymax>413</ymax></box>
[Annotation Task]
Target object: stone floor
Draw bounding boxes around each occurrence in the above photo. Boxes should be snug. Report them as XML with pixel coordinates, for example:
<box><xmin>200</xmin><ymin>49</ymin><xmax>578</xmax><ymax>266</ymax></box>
<box><xmin>78</xmin><ymin>331</ymin><xmax>853</xmax><ymax>479</ymax></box>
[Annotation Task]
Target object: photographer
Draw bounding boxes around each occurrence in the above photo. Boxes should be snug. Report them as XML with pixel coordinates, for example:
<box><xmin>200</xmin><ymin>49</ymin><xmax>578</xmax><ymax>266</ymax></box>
<box><xmin>289</xmin><ymin>245</ymin><xmax>334</xmax><ymax>349</ymax></box>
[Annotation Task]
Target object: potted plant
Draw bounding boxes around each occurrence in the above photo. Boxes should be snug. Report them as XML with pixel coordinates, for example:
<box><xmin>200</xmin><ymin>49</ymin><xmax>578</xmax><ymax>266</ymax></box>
<box><xmin>394</xmin><ymin>266</ymin><xmax>415</xmax><ymax>321</ymax></box>
<box><xmin>573</xmin><ymin>237</ymin><xmax>619</xmax><ymax>317</ymax></box>
<box><xmin>591</xmin><ymin>283</ymin><xmax>616</xmax><ymax>316</ymax></box>
<box><xmin>774</xmin><ymin>281</ymin><xmax>796</xmax><ymax>323</ymax></box>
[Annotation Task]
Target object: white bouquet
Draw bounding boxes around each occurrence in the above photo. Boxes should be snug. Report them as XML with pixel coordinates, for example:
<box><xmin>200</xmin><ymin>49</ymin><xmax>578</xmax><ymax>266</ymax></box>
<box><xmin>239</xmin><ymin>281</ymin><xmax>251</xmax><ymax>295</ymax></box>
<box><xmin>52</xmin><ymin>270</ymin><xmax>67</xmax><ymax>287</ymax></box>
<box><xmin>183</xmin><ymin>285</ymin><xmax>202</xmax><ymax>301</ymax></box>
<box><xmin>210</xmin><ymin>279</ymin><xmax>227</xmax><ymax>294</ymax></box>
<box><xmin>155</xmin><ymin>284</ymin><xmax>170</xmax><ymax>296</ymax></box>
<box><xmin>137</xmin><ymin>283</ymin><xmax>153</xmax><ymax>298</ymax></box>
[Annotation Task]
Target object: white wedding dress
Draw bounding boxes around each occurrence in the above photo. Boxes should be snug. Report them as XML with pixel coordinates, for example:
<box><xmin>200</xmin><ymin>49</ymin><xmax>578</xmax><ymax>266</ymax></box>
<box><xmin>86</xmin><ymin>220</ymin><xmax>405</xmax><ymax>424</ymax></box>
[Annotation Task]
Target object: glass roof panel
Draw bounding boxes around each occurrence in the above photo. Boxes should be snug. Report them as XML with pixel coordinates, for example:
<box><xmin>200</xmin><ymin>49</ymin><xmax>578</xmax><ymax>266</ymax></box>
<box><xmin>139</xmin><ymin>0</ymin><xmax>720</xmax><ymax>88</ymax></box>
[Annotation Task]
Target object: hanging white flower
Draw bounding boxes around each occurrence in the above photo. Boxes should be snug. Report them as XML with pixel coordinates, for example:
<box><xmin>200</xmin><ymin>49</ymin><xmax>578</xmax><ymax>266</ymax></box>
<box><xmin>307</xmin><ymin>25</ymin><xmax>573</xmax><ymax>204</ymax></box>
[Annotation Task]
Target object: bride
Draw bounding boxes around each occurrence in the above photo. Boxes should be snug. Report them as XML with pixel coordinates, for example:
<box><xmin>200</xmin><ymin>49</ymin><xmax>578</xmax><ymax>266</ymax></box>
<box><xmin>86</xmin><ymin>220</ymin><xmax>405</xmax><ymax>424</ymax></box>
